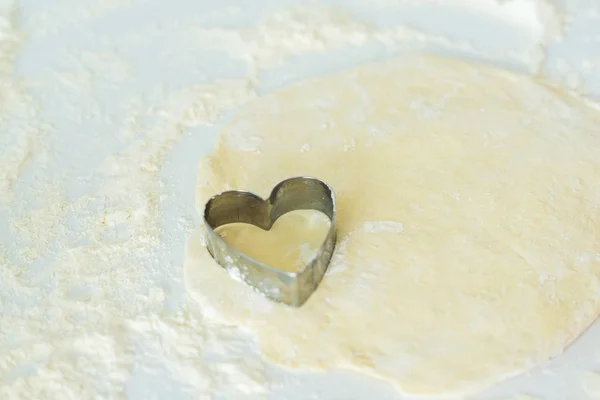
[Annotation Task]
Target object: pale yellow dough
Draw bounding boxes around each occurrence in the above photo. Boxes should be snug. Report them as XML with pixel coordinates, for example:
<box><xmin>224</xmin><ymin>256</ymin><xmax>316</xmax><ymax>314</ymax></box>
<box><xmin>215</xmin><ymin>210</ymin><xmax>331</xmax><ymax>273</ymax></box>
<box><xmin>185</xmin><ymin>56</ymin><xmax>600</xmax><ymax>396</ymax></box>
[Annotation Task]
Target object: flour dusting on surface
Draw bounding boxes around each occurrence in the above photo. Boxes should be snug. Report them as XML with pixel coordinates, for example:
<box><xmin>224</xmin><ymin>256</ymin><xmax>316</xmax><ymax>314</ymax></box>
<box><xmin>1</xmin><ymin>0</ymin><xmax>600</xmax><ymax>399</ymax></box>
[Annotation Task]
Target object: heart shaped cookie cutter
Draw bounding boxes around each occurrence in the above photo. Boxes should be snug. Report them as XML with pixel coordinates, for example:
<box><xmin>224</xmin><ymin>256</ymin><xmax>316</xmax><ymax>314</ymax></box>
<box><xmin>203</xmin><ymin>177</ymin><xmax>336</xmax><ymax>307</ymax></box>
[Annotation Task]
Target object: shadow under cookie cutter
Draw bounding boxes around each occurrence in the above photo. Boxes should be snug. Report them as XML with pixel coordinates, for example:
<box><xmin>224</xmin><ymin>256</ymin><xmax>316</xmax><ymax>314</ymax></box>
<box><xmin>203</xmin><ymin>177</ymin><xmax>336</xmax><ymax>307</ymax></box>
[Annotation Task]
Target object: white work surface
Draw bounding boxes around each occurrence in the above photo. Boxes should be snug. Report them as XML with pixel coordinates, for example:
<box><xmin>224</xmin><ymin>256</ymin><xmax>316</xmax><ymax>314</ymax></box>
<box><xmin>2</xmin><ymin>0</ymin><xmax>600</xmax><ymax>398</ymax></box>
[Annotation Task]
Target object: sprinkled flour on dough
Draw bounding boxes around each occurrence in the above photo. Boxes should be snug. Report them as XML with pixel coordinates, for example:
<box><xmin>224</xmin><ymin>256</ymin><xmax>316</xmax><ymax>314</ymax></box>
<box><xmin>1</xmin><ymin>0</ymin><xmax>600</xmax><ymax>398</ymax></box>
<box><xmin>188</xmin><ymin>55</ymin><xmax>600</xmax><ymax>397</ymax></box>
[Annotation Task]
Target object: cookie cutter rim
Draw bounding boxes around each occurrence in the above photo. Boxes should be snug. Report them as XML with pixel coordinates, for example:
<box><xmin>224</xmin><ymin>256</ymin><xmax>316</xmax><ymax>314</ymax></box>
<box><xmin>203</xmin><ymin>176</ymin><xmax>336</xmax><ymax>307</ymax></box>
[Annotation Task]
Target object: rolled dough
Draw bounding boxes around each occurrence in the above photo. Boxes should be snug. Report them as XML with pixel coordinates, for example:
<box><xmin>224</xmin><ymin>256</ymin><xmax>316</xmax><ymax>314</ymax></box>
<box><xmin>214</xmin><ymin>210</ymin><xmax>331</xmax><ymax>273</ymax></box>
<box><xmin>185</xmin><ymin>56</ymin><xmax>600</xmax><ymax>396</ymax></box>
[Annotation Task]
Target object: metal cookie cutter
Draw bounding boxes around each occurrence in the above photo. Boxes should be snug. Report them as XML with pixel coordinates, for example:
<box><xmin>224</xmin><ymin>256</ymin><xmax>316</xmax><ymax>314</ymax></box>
<box><xmin>203</xmin><ymin>177</ymin><xmax>336</xmax><ymax>307</ymax></box>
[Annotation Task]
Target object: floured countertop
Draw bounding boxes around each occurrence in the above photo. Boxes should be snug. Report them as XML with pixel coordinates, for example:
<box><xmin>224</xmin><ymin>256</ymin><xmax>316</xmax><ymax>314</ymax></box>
<box><xmin>2</xmin><ymin>0</ymin><xmax>600</xmax><ymax>399</ymax></box>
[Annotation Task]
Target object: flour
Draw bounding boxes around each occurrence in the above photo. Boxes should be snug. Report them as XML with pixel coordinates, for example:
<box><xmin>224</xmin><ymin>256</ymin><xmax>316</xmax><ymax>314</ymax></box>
<box><xmin>581</xmin><ymin>371</ymin><xmax>600</xmax><ymax>399</ymax></box>
<box><xmin>0</xmin><ymin>0</ymin><xmax>598</xmax><ymax>399</ymax></box>
<box><xmin>497</xmin><ymin>395</ymin><xmax>540</xmax><ymax>400</ymax></box>
<box><xmin>1</xmin><ymin>2</ymin><xmax>265</xmax><ymax>396</ymax></box>
<box><xmin>0</xmin><ymin>1</ymin><xmax>42</xmax><ymax>207</ymax></box>
<box><xmin>23</xmin><ymin>0</ymin><xmax>142</xmax><ymax>38</ymax></box>
<box><xmin>183</xmin><ymin>4</ymin><xmax>561</xmax><ymax>76</ymax></box>
<box><xmin>0</xmin><ymin>134</ymin><xmax>39</xmax><ymax>205</ymax></box>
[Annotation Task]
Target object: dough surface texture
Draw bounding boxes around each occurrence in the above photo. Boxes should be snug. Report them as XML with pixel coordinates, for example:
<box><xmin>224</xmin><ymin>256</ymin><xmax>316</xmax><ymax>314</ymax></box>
<box><xmin>185</xmin><ymin>56</ymin><xmax>600</xmax><ymax>396</ymax></box>
<box><xmin>214</xmin><ymin>210</ymin><xmax>332</xmax><ymax>274</ymax></box>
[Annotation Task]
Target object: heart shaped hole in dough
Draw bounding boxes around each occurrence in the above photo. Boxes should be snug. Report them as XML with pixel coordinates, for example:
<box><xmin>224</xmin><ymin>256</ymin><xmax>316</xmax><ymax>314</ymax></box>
<box><xmin>215</xmin><ymin>209</ymin><xmax>331</xmax><ymax>273</ymax></box>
